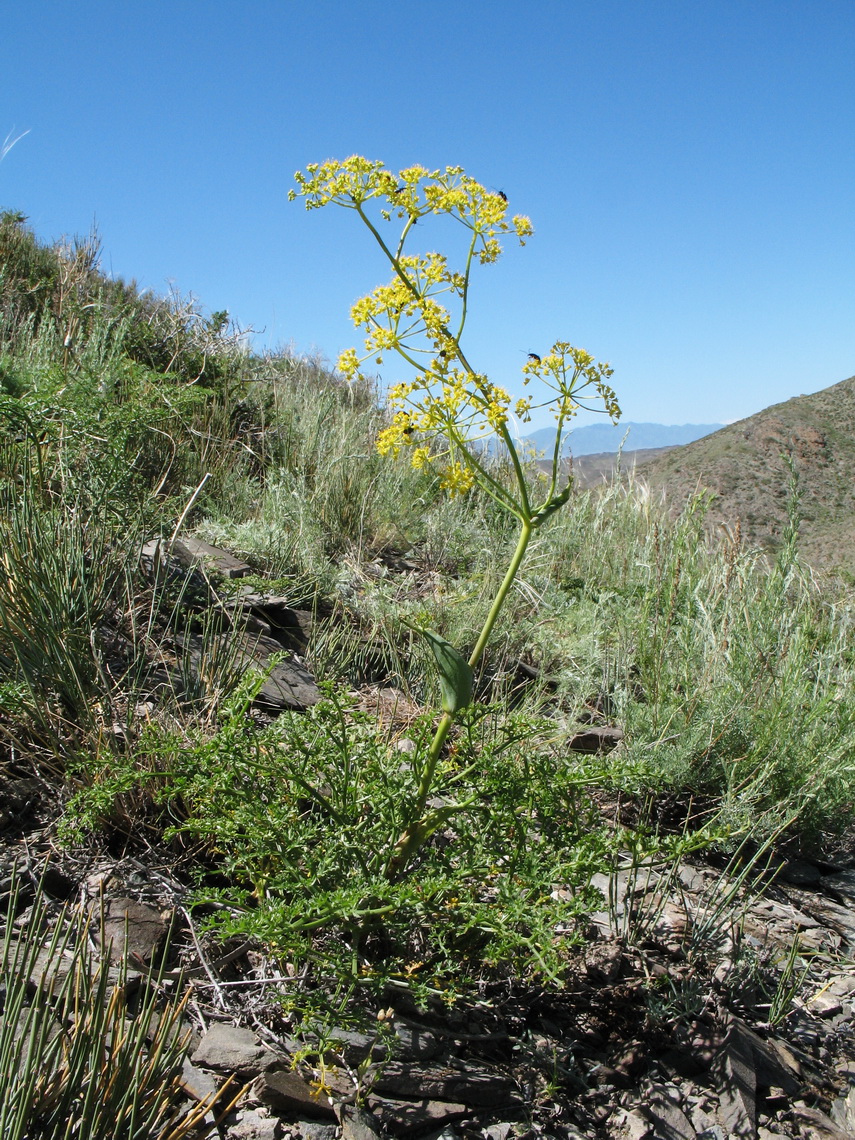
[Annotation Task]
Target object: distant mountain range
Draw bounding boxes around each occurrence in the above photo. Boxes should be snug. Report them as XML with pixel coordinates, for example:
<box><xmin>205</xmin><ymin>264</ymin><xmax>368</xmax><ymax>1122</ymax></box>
<box><xmin>525</xmin><ymin>421</ymin><xmax>724</xmax><ymax>456</ymax></box>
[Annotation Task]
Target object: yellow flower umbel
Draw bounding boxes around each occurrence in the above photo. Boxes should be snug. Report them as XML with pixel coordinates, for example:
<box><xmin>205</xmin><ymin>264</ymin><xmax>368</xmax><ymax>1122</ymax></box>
<box><xmin>291</xmin><ymin>157</ymin><xmax>615</xmax><ymax>514</ymax></box>
<box><xmin>292</xmin><ymin>157</ymin><xmax>620</xmax><ymax>877</ymax></box>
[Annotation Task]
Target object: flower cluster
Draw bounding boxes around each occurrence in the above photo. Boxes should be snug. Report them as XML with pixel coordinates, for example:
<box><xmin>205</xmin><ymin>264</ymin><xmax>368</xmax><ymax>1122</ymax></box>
<box><xmin>292</xmin><ymin>157</ymin><xmax>618</xmax><ymax>510</ymax></box>
<box><xmin>522</xmin><ymin>343</ymin><xmax>620</xmax><ymax>424</ymax></box>
<box><xmin>290</xmin><ymin>156</ymin><xmax>533</xmax><ymax>254</ymax></box>
<box><xmin>375</xmin><ymin>373</ymin><xmax>524</xmax><ymax>494</ymax></box>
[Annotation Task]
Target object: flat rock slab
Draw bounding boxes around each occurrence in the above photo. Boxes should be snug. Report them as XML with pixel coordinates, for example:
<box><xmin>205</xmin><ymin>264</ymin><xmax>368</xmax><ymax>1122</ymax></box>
<box><xmin>731</xmin><ymin>1019</ymin><xmax>802</xmax><ymax>1096</ymax></box>
<box><xmin>180</xmin><ymin>631</ymin><xmax>321</xmax><ymax>711</ymax></box>
<box><xmin>713</xmin><ymin>1021</ymin><xmax>757</xmax><ymax>1138</ymax></box>
<box><xmin>192</xmin><ymin>1023</ymin><xmax>278</xmax><ymax>1076</ymax></box>
<box><xmin>227</xmin><ymin>1108</ymin><xmax>280</xmax><ymax>1140</ymax></box>
<box><xmin>252</xmin><ymin>1068</ymin><xmax>337</xmax><ymax>1120</ymax></box>
<box><xmin>819</xmin><ymin>870</ymin><xmax>855</xmax><ymax>907</ymax></box>
<box><xmin>234</xmin><ymin>632</ymin><xmax>321</xmax><ymax>710</ymax></box>
<box><xmin>642</xmin><ymin>1091</ymin><xmax>695</xmax><ymax>1140</ymax></box>
<box><xmin>368</xmin><ymin>1096</ymin><xmax>468</xmax><ymax>1136</ymax></box>
<box><xmin>300</xmin><ymin>1126</ymin><xmax>338</xmax><ymax>1140</ymax></box>
<box><xmin>171</xmin><ymin>538</ymin><xmax>253</xmax><ymax>579</ymax></box>
<box><xmin>180</xmin><ymin>1057</ymin><xmax>220</xmax><ymax>1103</ymax></box>
<box><xmin>392</xmin><ymin>1020</ymin><xmax>442</xmax><ymax>1062</ymax></box>
<box><xmin>778</xmin><ymin>859</ymin><xmax>823</xmax><ymax>886</ymax></box>
<box><xmin>99</xmin><ymin>895</ymin><xmax>171</xmax><ymax>965</ymax></box>
<box><xmin>568</xmin><ymin>725</ymin><xmax>624</xmax><ymax>753</ymax></box>
<box><xmin>338</xmin><ymin>1105</ymin><xmax>384</xmax><ymax>1140</ymax></box>
<box><xmin>799</xmin><ymin>896</ymin><xmax>855</xmax><ymax>944</ymax></box>
<box><xmin>371</xmin><ymin>1063</ymin><xmax>518</xmax><ymax>1106</ymax></box>
<box><xmin>227</xmin><ymin>593</ymin><xmax>314</xmax><ymax>645</ymax></box>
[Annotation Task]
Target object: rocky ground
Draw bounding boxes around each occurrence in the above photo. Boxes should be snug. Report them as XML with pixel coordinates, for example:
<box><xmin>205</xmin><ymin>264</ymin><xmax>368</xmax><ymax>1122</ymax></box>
<box><xmin>4</xmin><ymin>799</ymin><xmax>855</xmax><ymax>1140</ymax></box>
<box><xmin>3</xmin><ymin>538</ymin><xmax>855</xmax><ymax>1140</ymax></box>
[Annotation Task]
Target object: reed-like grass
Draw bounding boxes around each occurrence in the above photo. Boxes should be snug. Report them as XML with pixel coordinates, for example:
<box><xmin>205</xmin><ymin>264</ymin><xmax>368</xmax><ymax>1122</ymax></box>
<box><xmin>0</xmin><ymin>876</ymin><xmax>241</xmax><ymax>1140</ymax></box>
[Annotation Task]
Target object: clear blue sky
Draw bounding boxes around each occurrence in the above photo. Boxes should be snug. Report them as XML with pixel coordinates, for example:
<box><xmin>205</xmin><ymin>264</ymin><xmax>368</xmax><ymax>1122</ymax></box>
<box><xmin>2</xmin><ymin>1</ymin><xmax>853</xmax><ymax>429</ymax></box>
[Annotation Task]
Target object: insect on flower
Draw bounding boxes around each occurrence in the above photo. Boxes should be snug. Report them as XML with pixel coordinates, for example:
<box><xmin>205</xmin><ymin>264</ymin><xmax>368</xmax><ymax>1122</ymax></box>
<box><xmin>527</xmin><ymin>352</ymin><xmax>541</xmax><ymax>363</ymax></box>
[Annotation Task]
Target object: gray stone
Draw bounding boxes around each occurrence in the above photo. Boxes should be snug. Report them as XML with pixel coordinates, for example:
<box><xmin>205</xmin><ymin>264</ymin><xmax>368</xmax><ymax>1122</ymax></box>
<box><xmin>328</xmin><ymin>1028</ymin><xmax>380</xmax><ymax>1062</ymax></box>
<box><xmin>179</xmin><ymin>630</ymin><xmax>321</xmax><ymax>710</ymax></box>
<box><xmin>99</xmin><ymin>895</ymin><xmax>171</xmax><ymax>965</ymax></box>
<box><xmin>233</xmin><ymin>631</ymin><xmax>323</xmax><ymax>710</ymax></box>
<box><xmin>649</xmin><ymin>898</ymin><xmax>691</xmax><ymax>951</ymax></box>
<box><xmin>368</xmin><ymin>1096</ymin><xmax>468</xmax><ymax>1136</ymax></box>
<box><xmin>713</xmin><ymin>1023</ymin><xmax>756</xmax><ymax>1139</ymax></box>
<box><xmin>299</xmin><ymin>1126</ymin><xmax>337</xmax><ymax>1140</ymax></box>
<box><xmin>616</xmin><ymin>1109</ymin><xmax>652</xmax><ymax>1140</ymax></box>
<box><xmin>779</xmin><ymin>860</ymin><xmax>823</xmax><ymax>886</ymax></box>
<box><xmin>192</xmin><ymin>1023</ymin><xmax>278</xmax><ymax>1076</ymax></box>
<box><xmin>172</xmin><ymin>537</ymin><xmax>253</xmax><ymax>579</ymax></box>
<box><xmin>252</xmin><ymin>1069</ymin><xmax>337</xmax><ymax>1120</ymax></box>
<box><xmin>180</xmin><ymin>1057</ymin><xmax>220</xmax><ymax>1102</ymax></box>
<box><xmin>730</xmin><ymin>1019</ymin><xmax>801</xmax><ymax>1095</ymax></box>
<box><xmin>393</xmin><ymin>1019</ymin><xmax>441</xmax><ymax>1061</ymax></box>
<box><xmin>830</xmin><ymin>1079</ymin><xmax>855</xmax><ymax>1134</ymax></box>
<box><xmin>371</xmin><ymin>1063</ymin><xmax>517</xmax><ymax>1106</ymax></box>
<box><xmin>338</xmin><ymin>1105</ymin><xmax>383</xmax><ymax>1140</ymax></box>
<box><xmin>226</xmin><ymin>595</ymin><xmax>314</xmax><ymax>648</ymax></box>
<box><xmin>641</xmin><ymin>1093</ymin><xmax>695</xmax><ymax>1140</ymax></box>
<box><xmin>483</xmin><ymin>1125</ymin><xmax>514</xmax><ymax>1140</ymax></box>
<box><xmin>827</xmin><ymin>974</ymin><xmax>855</xmax><ymax>998</ymax></box>
<box><xmin>589</xmin><ymin>869</ymin><xmax>634</xmax><ymax>921</ymax></box>
<box><xmin>677</xmin><ymin>864</ymin><xmax>707</xmax><ymax>893</ymax></box>
<box><xmin>819</xmin><ymin>869</ymin><xmax>855</xmax><ymax>906</ymax></box>
<box><xmin>568</xmin><ymin>725</ymin><xmax>624</xmax><ymax>753</ymax></box>
<box><xmin>791</xmin><ymin>1105</ymin><xmax>852</xmax><ymax>1138</ymax></box>
<box><xmin>228</xmin><ymin>1108</ymin><xmax>281</xmax><ymax>1140</ymax></box>
<box><xmin>808</xmin><ymin>993</ymin><xmax>843</xmax><ymax>1018</ymax></box>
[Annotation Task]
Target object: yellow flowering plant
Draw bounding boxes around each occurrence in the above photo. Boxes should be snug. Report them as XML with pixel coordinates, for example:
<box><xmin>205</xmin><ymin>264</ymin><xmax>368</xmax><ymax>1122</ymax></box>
<box><xmin>291</xmin><ymin>156</ymin><xmax>620</xmax><ymax>877</ymax></box>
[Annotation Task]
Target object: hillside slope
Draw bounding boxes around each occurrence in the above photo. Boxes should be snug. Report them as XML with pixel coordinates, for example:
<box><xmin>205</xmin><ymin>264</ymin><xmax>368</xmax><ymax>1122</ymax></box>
<box><xmin>642</xmin><ymin>375</ymin><xmax>855</xmax><ymax>573</ymax></box>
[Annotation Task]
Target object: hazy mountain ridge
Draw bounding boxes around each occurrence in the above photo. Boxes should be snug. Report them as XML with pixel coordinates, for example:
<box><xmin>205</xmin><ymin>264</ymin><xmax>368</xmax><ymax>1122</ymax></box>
<box><xmin>525</xmin><ymin>421</ymin><xmax>724</xmax><ymax>456</ymax></box>
<box><xmin>641</xmin><ymin>374</ymin><xmax>855</xmax><ymax>573</ymax></box>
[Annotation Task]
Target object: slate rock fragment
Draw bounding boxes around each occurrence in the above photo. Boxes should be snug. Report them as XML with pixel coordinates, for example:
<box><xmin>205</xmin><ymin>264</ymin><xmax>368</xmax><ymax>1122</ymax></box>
<box><xmin>252</xmin><ymin>1069</ymin><xmax>337</xmax><ymax>1120</ymax></box>
<box><xmin>192</xmin><ymin>1023</ymin><xmax>278</xmax><ymax>1077</ymax></box>
<box><xmin>99</xmin><ymin>895</ymin><xmax>171</xmax><ymax>965</ymax></box>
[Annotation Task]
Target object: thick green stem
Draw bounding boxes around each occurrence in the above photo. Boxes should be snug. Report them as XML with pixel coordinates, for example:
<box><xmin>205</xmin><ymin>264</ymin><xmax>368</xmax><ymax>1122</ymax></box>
<box><xmin>388</xmin><ymin>520</ymin><xmax>534</xmax><ymax>879</ymax></box>
<box><xmin>467</xmin><ymin>518</ymin><xmax>533</xmax><ymax>672</ymax></box>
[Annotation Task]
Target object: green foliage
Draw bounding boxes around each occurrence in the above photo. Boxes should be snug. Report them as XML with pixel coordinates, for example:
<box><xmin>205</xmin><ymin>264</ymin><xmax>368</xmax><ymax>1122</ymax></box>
<box><xmin>91</xmin><ymin>682</ymin><xmax>615</xmax><ymax>991</ymax></box>
<box><xmin>416</xmin><ymin>627</ymin><xmax>474</xmax><ymax>714</ymax></box>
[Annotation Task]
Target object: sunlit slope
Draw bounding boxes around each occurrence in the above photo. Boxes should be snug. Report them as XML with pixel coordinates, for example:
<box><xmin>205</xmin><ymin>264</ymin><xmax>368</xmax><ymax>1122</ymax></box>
<box><xmin>642</xmin><ymin>375</ymin><xmax>855</xmax><ymax>573</ymax></box>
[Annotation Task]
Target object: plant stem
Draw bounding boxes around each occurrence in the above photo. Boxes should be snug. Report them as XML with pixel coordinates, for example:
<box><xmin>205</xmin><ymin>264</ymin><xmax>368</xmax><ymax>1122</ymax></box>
<box><xmin>389</xmin><ymin>520</ymin><xmax>534</xmax><ymax>878</ymax></box>
<box><xmin>468</xmin><ymin>518</ymin><xmax>533</xmax><ymax>671</ymax></box>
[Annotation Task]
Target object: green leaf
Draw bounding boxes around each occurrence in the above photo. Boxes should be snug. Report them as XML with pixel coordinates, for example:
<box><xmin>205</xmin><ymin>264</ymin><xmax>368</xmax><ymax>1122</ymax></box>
<box><xmin>418</xmin><ymin>627</ymin><xmax>473</xmax><ymax>715</ymax></box>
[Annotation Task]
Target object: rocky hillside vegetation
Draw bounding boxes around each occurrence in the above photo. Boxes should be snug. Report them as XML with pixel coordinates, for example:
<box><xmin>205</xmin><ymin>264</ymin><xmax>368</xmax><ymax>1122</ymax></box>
<box><xmin>1</xmin><ymin>211</ymin><xmax>855</xmax><ymax>1139</ymax></box>
<box><xmin>641</xmin><ymin>377</ymin><xmax>855</xmax><ymax>576</ymax></box>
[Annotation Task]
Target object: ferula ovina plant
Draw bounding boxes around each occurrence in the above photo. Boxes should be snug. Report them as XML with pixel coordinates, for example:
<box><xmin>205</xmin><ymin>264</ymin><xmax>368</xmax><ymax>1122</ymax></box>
<box><xmin>291</xmin><ymin>157</ymin><xmax>620</xmax><ymax>876</ymax></box>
